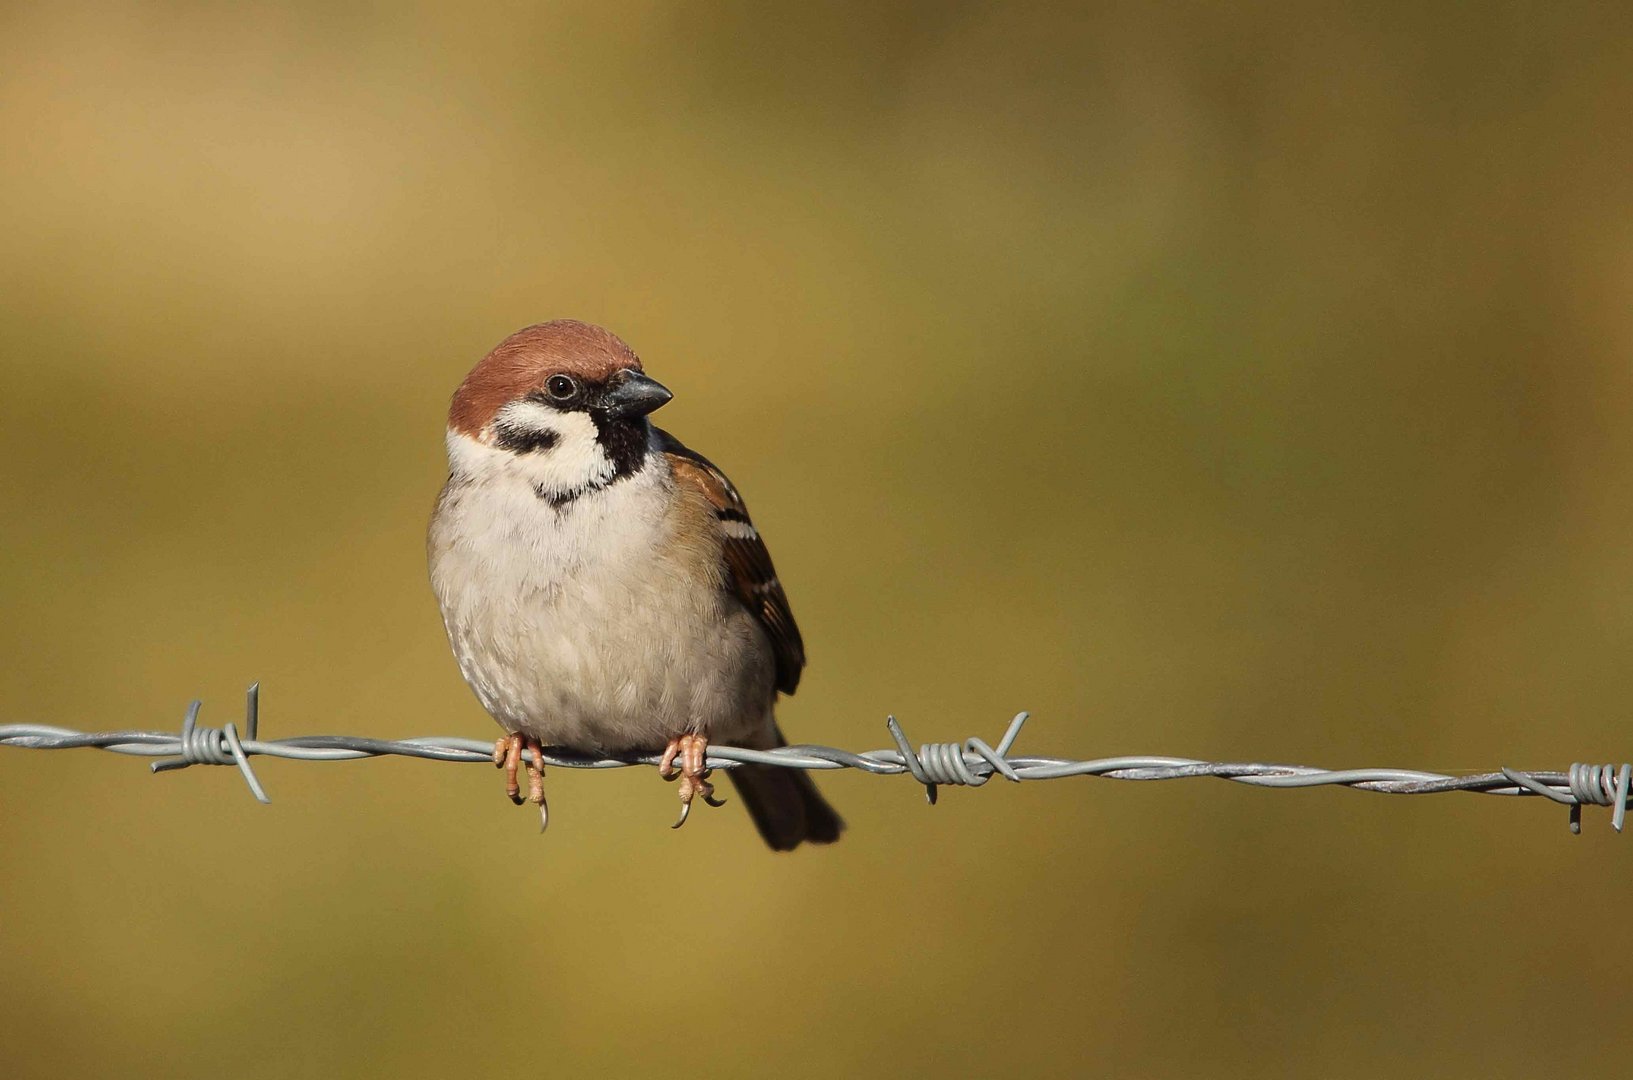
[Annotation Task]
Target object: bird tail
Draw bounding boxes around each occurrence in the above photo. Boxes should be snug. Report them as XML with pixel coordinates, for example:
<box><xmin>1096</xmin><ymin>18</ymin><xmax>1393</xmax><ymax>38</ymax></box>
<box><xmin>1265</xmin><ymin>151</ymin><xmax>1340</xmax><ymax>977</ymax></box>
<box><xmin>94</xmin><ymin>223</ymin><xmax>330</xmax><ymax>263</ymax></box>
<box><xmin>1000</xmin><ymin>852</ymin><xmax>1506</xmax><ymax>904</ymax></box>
<box><xmin>727</xmin><ymin>725</ymin><xmax>844</xmax><ymax>851</ymax></box>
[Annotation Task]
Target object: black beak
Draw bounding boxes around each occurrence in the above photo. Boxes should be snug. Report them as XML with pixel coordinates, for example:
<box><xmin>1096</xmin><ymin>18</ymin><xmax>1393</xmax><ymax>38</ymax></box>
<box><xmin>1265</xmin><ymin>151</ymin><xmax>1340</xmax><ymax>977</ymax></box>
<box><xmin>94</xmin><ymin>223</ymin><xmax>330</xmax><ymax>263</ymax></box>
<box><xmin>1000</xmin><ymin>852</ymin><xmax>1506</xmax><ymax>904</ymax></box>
<box><xmin>601</xmin><ymin>371</ymin><xmax>673</xmax><ymax>420</ymax></box>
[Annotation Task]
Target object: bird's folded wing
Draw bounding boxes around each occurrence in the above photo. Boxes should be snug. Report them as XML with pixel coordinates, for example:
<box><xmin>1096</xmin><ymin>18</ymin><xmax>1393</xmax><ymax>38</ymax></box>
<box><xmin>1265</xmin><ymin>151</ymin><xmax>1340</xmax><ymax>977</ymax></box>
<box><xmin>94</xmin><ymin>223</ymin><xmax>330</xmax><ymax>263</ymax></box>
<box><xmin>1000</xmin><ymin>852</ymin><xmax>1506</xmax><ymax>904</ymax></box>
<box><xmin>655</xmin><ymin>428</ymin><xmax>806</xmax><ymax>695</ymax></box>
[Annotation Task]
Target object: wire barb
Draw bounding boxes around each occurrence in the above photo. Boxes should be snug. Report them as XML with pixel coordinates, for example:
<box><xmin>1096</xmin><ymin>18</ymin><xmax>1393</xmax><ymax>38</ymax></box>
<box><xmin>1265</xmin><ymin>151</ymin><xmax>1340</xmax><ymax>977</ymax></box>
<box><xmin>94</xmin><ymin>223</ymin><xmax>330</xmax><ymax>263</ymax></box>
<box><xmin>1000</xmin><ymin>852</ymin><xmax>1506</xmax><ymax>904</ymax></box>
<box><xmin>886</xmin><ymin>711</ymin><xmax>1029</xmax><ymax>804</ymax></box>
<box><xmin>1502</xmin><ymin>762</ymin><xmax>1632</xmax><ymax>835</ymax></box>
<box><xmin>148</xmin><ymin>686</ymin><xmax>270</xmax><ymax>803</ymax></box>
<box><xmin>0</xmin><ymin>685</ymin><xmax>1628</xmax><ymax>836</ymax></box>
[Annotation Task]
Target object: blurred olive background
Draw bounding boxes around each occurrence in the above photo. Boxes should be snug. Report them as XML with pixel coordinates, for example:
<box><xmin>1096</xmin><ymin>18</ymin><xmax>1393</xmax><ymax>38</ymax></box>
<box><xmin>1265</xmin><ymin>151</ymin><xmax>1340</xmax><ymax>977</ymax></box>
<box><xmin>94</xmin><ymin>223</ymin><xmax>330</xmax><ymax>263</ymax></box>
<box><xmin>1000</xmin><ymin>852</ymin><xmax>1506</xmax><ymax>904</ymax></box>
<box><xmin>3</xmin><ymin>2</ymin><xmax>1631</xmax><ymax>1077</ymax></box>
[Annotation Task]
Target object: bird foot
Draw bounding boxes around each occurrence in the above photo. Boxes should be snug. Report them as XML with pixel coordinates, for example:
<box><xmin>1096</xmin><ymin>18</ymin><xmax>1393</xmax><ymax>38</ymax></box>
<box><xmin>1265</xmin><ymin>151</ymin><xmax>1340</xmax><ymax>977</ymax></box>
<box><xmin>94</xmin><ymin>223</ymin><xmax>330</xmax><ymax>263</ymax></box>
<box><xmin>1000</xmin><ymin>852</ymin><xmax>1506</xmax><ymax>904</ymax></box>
<box><xmin>659</xmin><ymin>733</ymin><xmax>727</xmax><ymax>829</ymax></box>
<box><xmin>493</xmin><ymin>733</ymin><xmax>549</xmax><ymax>830</ymax></box>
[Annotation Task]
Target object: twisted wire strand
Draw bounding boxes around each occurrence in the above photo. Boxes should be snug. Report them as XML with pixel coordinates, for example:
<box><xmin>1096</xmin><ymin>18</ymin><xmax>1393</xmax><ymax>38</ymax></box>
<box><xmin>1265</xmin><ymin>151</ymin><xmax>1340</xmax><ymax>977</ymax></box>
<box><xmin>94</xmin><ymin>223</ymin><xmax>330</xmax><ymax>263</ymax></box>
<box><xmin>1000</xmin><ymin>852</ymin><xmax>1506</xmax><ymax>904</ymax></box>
<box><xmin>0</xmin><ymin>685</ymin><xmax>1628</xmax><ymax>835</ymax></box>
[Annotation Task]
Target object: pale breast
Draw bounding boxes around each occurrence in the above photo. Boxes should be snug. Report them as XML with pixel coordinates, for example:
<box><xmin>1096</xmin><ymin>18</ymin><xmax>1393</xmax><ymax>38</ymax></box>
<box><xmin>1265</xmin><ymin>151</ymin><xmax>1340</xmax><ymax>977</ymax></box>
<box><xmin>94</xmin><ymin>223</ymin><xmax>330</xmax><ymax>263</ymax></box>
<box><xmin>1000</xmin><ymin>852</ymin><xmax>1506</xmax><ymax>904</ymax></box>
<box><xmin>428</xmin><ymin>441</ymin><xmax>776</xmax><ymax>752</ymax></box>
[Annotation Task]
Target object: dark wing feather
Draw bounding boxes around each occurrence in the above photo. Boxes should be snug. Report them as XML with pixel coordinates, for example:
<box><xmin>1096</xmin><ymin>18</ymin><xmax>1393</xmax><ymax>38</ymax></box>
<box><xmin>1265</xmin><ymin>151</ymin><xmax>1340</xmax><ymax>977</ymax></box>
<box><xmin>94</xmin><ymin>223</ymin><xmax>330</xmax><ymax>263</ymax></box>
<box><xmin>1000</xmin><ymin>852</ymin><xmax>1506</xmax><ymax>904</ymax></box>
<box><xmin>655</xmin><ymin>428</ymin><xmax>806</xmax><ymax>694</ymax></box>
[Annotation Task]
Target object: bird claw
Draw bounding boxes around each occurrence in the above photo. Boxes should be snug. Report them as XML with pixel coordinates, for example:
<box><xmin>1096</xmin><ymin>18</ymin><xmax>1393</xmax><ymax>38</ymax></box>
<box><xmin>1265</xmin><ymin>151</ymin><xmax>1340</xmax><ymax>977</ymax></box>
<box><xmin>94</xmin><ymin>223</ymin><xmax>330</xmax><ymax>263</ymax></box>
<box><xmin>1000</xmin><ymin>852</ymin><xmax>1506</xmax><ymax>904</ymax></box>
<box><xmin>494</xmin><ymin>733</ymin><xmax>548</xmax><ymax>826</ymax></box>
<box><xmin>662</xmin><ymin>733</ymin><xmax>725</xmax><ymax>829</ymax></box>
<box><xmin>669</xmin><ymin>780</ymin><xmax>726</xmax><ymax>829</ymax></box>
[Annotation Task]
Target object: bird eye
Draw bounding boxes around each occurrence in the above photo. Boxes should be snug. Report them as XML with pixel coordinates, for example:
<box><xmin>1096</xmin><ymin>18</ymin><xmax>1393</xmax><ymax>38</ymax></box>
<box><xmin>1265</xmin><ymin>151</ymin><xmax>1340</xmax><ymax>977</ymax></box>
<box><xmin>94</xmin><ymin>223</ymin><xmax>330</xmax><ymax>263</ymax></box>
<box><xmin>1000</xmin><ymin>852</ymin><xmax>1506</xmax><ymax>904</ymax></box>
<box><xmin>545</xmin><ymin>374</ymin><xmax>578</xmax><ymax>400</ymax></box>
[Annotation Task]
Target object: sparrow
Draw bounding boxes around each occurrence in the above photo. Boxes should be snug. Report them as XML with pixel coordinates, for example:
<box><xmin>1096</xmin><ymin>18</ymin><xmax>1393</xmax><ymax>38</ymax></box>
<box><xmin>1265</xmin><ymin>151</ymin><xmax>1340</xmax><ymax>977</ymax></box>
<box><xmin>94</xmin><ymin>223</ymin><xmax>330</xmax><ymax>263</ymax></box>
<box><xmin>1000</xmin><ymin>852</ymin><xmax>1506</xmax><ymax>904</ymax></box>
<box><xmin>427</xmin><ymin>320</ymin><xmax>843</xmax><ymax>850</ymax></box>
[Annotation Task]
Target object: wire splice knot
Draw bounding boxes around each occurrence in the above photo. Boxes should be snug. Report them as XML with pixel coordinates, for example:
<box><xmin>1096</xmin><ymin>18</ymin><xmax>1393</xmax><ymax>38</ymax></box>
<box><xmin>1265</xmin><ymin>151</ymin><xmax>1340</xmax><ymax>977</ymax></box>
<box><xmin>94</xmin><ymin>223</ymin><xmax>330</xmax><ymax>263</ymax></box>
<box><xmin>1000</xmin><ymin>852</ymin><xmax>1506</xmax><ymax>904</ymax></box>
<box><xmin>150</xmin><ymin>684</ymin><xmax>270</xmax><ymax>804</ymax></box>
<box><xmin>886</xmin><ymin>711</ymin><xmax>1029</xmax><ymax>804</ymax></box>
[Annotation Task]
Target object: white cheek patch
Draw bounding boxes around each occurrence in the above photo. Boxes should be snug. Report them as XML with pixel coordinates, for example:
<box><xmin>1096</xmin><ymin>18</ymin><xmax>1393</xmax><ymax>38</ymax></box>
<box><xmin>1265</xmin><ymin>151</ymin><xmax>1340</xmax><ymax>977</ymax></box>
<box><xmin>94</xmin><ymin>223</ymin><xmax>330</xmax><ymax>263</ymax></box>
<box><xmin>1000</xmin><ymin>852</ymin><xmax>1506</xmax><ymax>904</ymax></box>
<box><xmin>450</xmin><ymin>404</ymin><xmax>616</xmax><ymax>499</ymax></box>
<box><xmin>511</xmin><ymin>407</ymin><xmax>615</xmax><ymax>494</ymax></box>
<box><xmin>490</xmin><ymin>398</ymin><xmax>570</xmax><ymax>448</ymax></box>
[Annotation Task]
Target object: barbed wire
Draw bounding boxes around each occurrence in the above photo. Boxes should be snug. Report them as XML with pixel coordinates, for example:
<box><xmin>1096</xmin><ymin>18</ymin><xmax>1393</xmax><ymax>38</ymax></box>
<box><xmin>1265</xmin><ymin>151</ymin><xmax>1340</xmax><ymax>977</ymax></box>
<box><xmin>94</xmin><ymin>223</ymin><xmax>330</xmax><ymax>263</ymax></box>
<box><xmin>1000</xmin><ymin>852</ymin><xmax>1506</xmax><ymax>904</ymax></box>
<box><xmin>1</xmin><ymin>683</ymin><xmax>1628</xmax><ymax>836</ymax></box>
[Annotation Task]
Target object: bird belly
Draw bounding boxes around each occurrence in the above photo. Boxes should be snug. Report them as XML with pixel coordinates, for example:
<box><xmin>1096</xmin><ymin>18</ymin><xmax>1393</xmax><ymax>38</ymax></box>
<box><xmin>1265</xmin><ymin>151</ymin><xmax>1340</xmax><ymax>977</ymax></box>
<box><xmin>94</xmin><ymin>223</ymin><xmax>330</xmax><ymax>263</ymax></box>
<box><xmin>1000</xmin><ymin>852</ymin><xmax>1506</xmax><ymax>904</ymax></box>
<box><xmin>429</xmin><ymin>464</ymin><xmax>774</xmax><ymax>753</ymax></box>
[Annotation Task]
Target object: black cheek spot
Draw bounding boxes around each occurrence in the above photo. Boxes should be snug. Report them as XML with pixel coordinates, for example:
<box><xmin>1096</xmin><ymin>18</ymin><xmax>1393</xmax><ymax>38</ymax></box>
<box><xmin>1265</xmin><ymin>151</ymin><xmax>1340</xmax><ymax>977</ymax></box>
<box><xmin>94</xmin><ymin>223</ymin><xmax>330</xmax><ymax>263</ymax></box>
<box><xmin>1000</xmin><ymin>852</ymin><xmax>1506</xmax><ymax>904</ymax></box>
<box><xmin>494</xmin><ymin>424</ymin><xmax>560</xmax><ymax>455</ymax></box>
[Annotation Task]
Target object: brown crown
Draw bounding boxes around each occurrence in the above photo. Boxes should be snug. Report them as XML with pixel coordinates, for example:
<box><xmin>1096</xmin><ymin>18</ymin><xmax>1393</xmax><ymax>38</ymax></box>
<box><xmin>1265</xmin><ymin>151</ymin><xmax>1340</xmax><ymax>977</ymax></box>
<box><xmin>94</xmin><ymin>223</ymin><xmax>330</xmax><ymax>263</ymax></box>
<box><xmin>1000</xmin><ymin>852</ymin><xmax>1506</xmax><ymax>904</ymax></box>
<box><xmin>448</xmin><ymin>320</ymin><xmax>644</xmax><ymax>435</ymax></box>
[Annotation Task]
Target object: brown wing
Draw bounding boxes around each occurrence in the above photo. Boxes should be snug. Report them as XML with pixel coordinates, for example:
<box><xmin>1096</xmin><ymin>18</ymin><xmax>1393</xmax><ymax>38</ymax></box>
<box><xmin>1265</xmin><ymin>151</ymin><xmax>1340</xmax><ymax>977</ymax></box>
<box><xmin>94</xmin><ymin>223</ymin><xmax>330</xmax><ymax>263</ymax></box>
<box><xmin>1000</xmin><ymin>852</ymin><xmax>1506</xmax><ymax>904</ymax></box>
<box><xmin>655</xmin><ymin>428</ymin><xmax>806</xmax><ymax>695</ymax></box>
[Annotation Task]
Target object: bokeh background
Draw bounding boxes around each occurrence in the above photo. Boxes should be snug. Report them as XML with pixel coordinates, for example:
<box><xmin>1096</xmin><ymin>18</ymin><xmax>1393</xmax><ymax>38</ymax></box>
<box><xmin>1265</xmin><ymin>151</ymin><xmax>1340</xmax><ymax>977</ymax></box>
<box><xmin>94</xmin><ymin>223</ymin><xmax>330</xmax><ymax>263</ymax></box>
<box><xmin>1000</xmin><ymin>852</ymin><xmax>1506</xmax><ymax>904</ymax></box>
<box><xmin>3</xmin><ymin>3</ymin><xmax>1632</xmax><ymax>1076</ymax></box>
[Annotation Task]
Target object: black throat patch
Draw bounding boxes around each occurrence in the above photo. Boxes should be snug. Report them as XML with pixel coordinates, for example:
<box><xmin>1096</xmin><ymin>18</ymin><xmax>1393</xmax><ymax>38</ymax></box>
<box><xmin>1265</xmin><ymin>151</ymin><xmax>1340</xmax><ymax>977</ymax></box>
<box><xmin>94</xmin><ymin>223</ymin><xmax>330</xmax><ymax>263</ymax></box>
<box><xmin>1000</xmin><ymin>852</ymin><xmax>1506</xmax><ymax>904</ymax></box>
<box><xmin>590</xmin><ymin>414</ymin><xmax>650</xmax><ymax>479</ymax></box>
